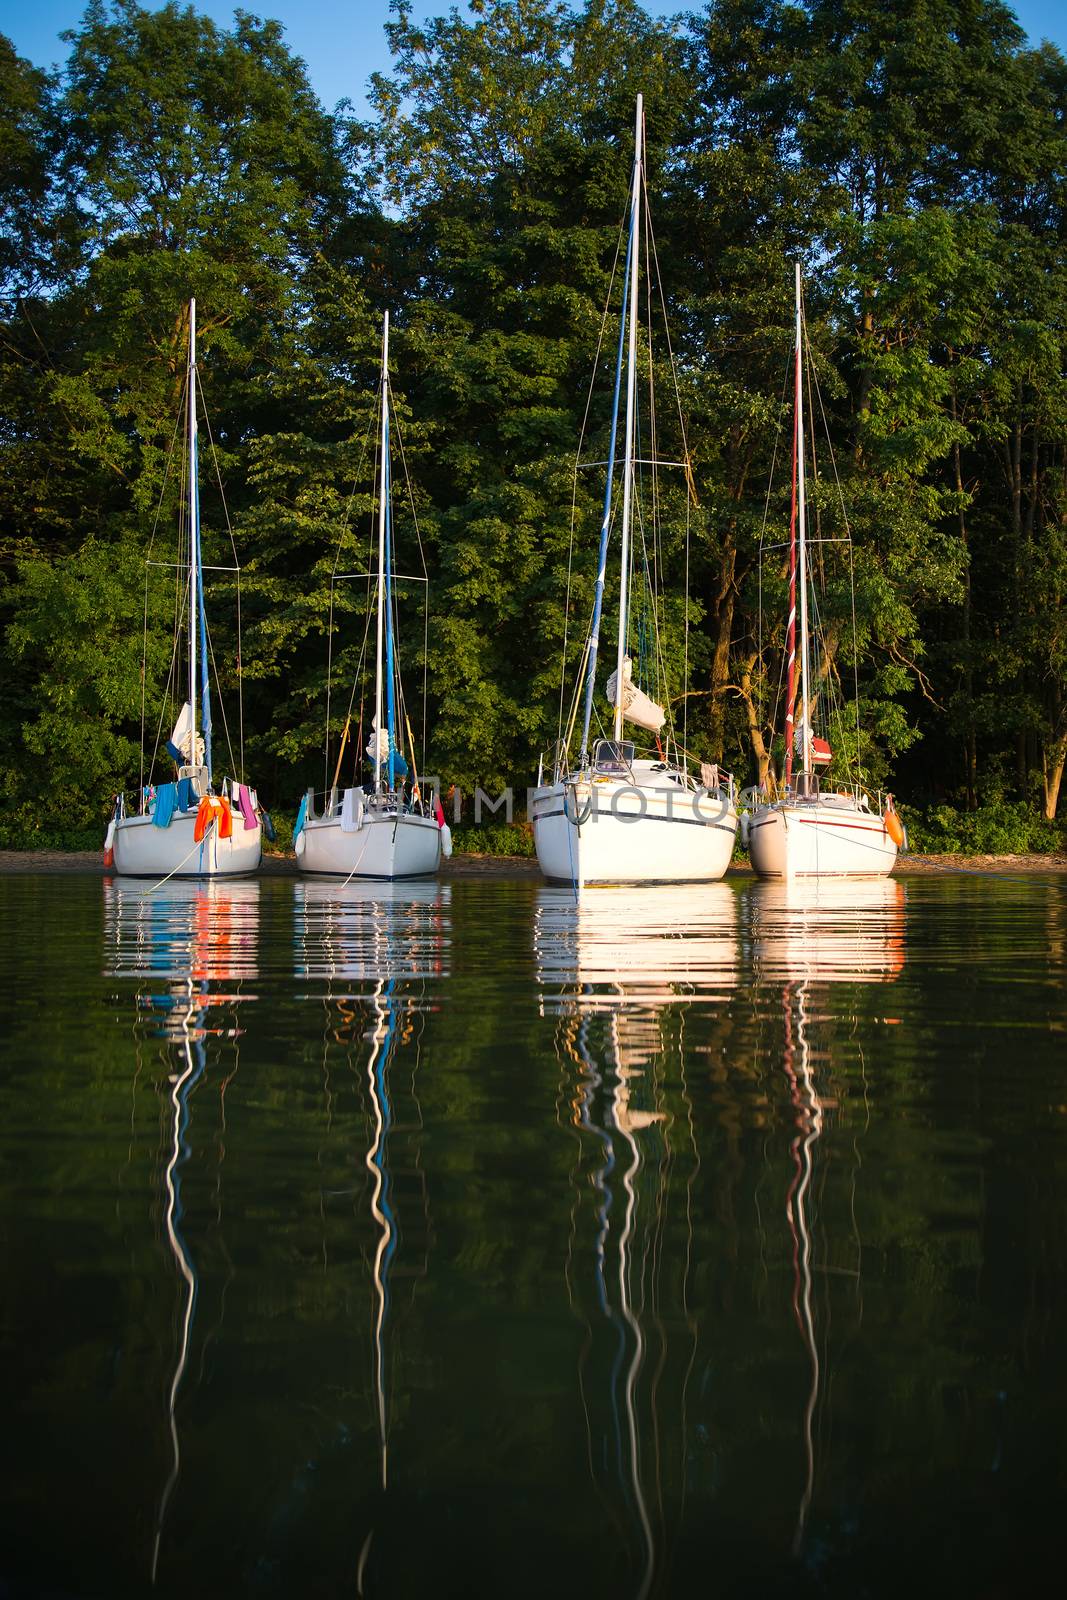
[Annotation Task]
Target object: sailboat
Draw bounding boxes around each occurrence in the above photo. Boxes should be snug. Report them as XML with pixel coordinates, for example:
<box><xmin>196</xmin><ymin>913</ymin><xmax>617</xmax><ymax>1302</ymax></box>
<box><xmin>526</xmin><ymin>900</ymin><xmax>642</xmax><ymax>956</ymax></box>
<box><xmin>296</xmin><ymin>314</ymin><xmax>442</xmax><ymax>880</ymax></box>
<box><xmin>109</xmin><ymin>301</ymin><xmax>262</xmax><ymax>879</ymax></box>
<box><xmin>530</xmin><ymin>96</ymin><xmax>738</xmax><ymax>890</ymax></box>
<box><xmin>747</xmin><ymin>267</ymin><xmax>905</xmax><ymax>878</ymax></box>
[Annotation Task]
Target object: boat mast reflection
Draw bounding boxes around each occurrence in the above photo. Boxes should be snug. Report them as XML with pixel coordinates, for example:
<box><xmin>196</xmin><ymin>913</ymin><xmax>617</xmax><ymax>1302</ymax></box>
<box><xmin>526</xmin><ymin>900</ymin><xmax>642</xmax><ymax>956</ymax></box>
<box><xmin>103</xmin><ymin>877</ymin><xmax>260</xmax><ymax>1584</ymax></box>
<box><xmin>747</xmin><ymin>876</ymin><xmax>906</xmax><ymax>1558</ymax></box>
<box><xmin>538</xmin><ymin>885</ymin><xmax>738</xmax><ymax>1597</ymax></box>
<box><xmin>293</xmin><ymin>879</ymin><xmax>447</xmax><ymax>1593</ymax></box>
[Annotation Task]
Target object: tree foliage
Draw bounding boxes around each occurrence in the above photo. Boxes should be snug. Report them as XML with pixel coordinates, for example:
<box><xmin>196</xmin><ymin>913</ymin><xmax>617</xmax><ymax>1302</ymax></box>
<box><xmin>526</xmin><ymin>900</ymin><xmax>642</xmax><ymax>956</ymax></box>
<box><xmin>1</xmin><ymin>0</ymin><xmax>1065</xmax><ymax>835</ymax></box>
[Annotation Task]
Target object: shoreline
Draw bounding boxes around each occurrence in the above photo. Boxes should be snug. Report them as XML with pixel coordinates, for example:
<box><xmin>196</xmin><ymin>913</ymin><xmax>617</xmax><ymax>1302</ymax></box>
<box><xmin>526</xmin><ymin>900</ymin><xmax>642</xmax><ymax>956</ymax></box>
<box><xmin>1</xmin><ymin>849</ymin><xmax>1065</xmax><ymax>878</ymax></box>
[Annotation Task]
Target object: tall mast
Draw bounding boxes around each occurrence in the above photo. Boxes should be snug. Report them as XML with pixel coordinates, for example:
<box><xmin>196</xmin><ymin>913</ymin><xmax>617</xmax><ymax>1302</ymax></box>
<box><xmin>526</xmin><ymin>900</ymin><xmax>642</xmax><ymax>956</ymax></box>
<box><xmin>383</xmin><ymin>355</ymin><xmax>397</xmax><ymax>793</ymax></box>
<box><xmin>374</xmin><ymin>313</ymin><xmax>389</xmax><ymax>795</ymax></box>
<box><xmin>795</xmin><ymin>264</ymin><xmax>812</xmax><ymax>780</ymax></box>
<box><xmin>613</xmin><ymin>93</ymin><xmax>643</xmax><ymax>744</ymax></box>
<box><xmin>187</xmin><ymin>299</ymin><xmax>198</xmax><ymax>768</ymax></box>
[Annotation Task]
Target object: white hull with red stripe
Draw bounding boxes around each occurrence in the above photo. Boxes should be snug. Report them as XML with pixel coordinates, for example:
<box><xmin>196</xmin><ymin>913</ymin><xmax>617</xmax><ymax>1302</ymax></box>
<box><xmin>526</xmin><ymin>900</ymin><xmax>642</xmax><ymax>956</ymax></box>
<box><xmin>747</xmin><ymin>793</ymin><xmax>898</xmax><ymax>878</ymax></box>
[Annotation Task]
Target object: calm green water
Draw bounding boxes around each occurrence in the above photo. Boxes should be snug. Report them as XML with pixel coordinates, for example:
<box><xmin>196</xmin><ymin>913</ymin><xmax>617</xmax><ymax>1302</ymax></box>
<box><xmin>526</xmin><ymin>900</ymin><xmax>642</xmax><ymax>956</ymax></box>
<box><xmin>1</xmin><ymin>871</ymin><xmax>1065</xmax><ymax>1598</ymax></box>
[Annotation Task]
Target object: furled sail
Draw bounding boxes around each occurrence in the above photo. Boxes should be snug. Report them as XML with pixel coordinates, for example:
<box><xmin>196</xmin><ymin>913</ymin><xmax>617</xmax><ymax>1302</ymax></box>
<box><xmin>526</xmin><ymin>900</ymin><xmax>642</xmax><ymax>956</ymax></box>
<box><xmin>365</xmin><ymin>718</ymin><xmax>409</xmax><ymax>778</ymax></box>
<box><xmin>794</xmin><ymin>726</ymin><xmax>832</xmax><ymax>767</ymax></box>
<box><xmin>166</xmin><ymin>701</ymin><xmax>205</xmax><ymax>767</ymax></box>
<box><xmin>606</xmin><ymin>656</ymin><xmax>665</xmax><ymax>733</ymax></box>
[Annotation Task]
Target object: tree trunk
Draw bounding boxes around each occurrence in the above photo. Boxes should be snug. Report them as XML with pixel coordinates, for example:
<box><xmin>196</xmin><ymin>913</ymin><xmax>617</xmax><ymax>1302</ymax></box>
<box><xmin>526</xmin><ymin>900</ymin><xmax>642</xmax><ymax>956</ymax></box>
<box><xmin>1042</xmin><ymin>734</ymin><xmax>1066</xmax><ymax>821</ymax></box>
<box><xmin>737</xmin><ymin>653</ymin><xmax>771</xmax><ymax>791</ymax></box>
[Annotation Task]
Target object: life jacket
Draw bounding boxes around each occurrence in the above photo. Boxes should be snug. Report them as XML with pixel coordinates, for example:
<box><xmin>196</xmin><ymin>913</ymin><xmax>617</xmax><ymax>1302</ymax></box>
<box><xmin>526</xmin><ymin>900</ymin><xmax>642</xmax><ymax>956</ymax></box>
<box><xmin>193</xmin><ymin>795</ymin><xmax>233</xmax><ymax>843</ymax></box>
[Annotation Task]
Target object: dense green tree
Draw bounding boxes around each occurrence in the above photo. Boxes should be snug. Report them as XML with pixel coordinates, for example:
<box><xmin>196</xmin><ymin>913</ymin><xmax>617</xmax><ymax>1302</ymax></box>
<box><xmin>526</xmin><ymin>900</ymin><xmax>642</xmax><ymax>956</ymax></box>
<box><xmin>361</xmin><ymin>0</ymin><xmax>692</xmax><ymax>791</ymax></box>
<box><xmin>0</xmin><ymin>0</ymin><xmax>1065</xmax><ymax>839</ymax></box>
<box><xmin>0</xmin><ymin>1</ymin><xmax>360</xmax><ymax>827</ymax></box>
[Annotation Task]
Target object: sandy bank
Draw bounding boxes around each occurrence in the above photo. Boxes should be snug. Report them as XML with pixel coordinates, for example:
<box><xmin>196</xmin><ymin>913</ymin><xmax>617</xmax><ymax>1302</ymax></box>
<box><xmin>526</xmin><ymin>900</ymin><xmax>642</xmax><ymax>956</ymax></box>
<box><xmin>1</xmin><ymin>849</ymin><xmax>1065</xmax><ymax>878</ymax></box>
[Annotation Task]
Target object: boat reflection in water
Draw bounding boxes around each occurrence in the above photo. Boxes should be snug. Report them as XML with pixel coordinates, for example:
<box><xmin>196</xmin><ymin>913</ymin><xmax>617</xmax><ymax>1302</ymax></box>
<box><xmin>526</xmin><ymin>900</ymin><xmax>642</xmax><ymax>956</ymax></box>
<box><xmin>746</xmin><ymin>874</ymin><xmax>906</xmax><ymax>984</ymax></box>
<box><xmin>102</xmin><ymin>877</ymin><xmax>260</xmax><ymax>1584</ymax></box>
<box><xmin>293</xmin><ymin>877</ymin><xmax>450</xmax><ymax>985</ymax></box>
<box><xmin>535</xmin><ymin>883</ymin><xmax>739</xmax><ymax>1009</ymax></box>
<box><xmin>535</xmin><ymin>885</ymin><xmax>738</xmax><ymax>1598</ymax></box>
<box><xmin>292</xmin><ymin>878</ymin><xmax>448</xmax><ymax>1591</ymax></box>
<box><xmin>534</xmin><ymin>879</ymin><xmax>908</xmax><ymax>1592</ymax></box>
<box><xmin>745</xmin><ymin>875</ymin><xmax>906</xmax><ymax>1557</ymax></box>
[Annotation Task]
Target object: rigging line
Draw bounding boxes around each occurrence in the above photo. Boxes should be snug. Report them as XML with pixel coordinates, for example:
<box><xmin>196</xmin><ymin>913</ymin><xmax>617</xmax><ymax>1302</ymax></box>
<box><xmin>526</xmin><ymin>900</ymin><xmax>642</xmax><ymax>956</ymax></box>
<box><xmin>145</xmin><ymin>393</ymin><xmax>185</xmax><ymax>565</ymax></box>
<box><xmin>196</xmin><ymin>368</ymin><xmax>245</xmax><ymax>780</ymax></box>
<box><xmin>338</xmin><ymin>576</ymin><xmax>376</xmax><ymax>752</ymax></box>
<box><xmin>632</xmin><ymin>492</ymin><xmax>673</xmax><ymax>756</ymax></box>
<box><xmin>807</xmin><ymin>342</ymin><xmax>864</xmax><ymax>776</ymax></box>
<box><xmin>236</xmin><ymin>572</ymin><xmax>244</xmax><ymax>780</ymax></box>
<box><xmin>641</xmin><ymin>177</ymin><xmax>659</xmax><ymax>613</ymax></box>
<box><xmin>139</xmin><ymin>816</ymin><xmax>216</xmax><ymax>895</ymax></box>
<box><xmin>150</xmin><ymin>583</ymin><xmax>185</xmax><ymax>791</ymax></box>
<box><xmin>807</xmin><ymin>586</ymin><xmax>855</xmax><ymax>785</ymax></box>
<box><xmin>638</xmin><ymin>182</ymin><xmax>674</xmax><ymax>763</ymax></box>
<box><xmin>386</xmin><ymin>391</ymin><xmax>431</xmax><ymax>762</ymax></box>
<box><xmin>147</xmin><ymin>440</ymin><xmax>194</xmax><ymax>789</ymax></box>
<box><xmin>558</xmin><ymin>224</ymin><xmax>627</xmax><ymax>753</ymax></box>
<box><xmin>387</xmin><ymin>389</ymin><xmax>429</xmax><ymax>581</ymax></box>
<box><xmin>802</xmin><ymin>314</ymin><xmax>825</xmax><ymax>599</ymax></box>
<box><xmin>331</xmin><ymin>411</ymin><xmax>377</xmax><ymax>578</ymax></box>
<box><xmin>325</xmin><ymin>575</ymin><xmax>336</xmax><ymax>798</ymax></box>
<box><xmin>759</xmin><ymin>343</ymin><xmax>798</xmax><ymax>762</ymax></box>
<box><xmin>325</xmin><ymin>411</ymin><xmax>377</xmax><ymax>789</ymax></box>
<box><xmin>329</xmin><ymin>426</ymin><xmax>380</xmax><ymax>792</ymax></box>
<box><xmin>141</xmin><ymin>396</ymin><xmax>185</xmax><ymax>795</ymax></box>
<box><xmin>422</xmin><ymin>577</ymin><xmax>429</xmax><ymax>768</ymax></box>
<box><xmin>140</xmin><ymin>569</ymin><xmax>150</xmax><ymax>797</ymax></box>
<box><xmin>643</xmin><ymin>188</ymin><xmax>698</xmax><ymax>508</ymax></box>
<box><xmin>203</xmin><ymin>605</ymin><xmax>238</xmax><ymax>779</ymax></box>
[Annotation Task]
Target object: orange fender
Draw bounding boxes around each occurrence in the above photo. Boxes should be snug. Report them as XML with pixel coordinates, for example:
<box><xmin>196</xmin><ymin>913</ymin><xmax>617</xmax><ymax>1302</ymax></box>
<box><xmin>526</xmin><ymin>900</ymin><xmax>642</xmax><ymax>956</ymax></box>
<box><xmin>884</xmin><ymin>806</ymin><xmax>905</xmax><ymax>848</ymax></box>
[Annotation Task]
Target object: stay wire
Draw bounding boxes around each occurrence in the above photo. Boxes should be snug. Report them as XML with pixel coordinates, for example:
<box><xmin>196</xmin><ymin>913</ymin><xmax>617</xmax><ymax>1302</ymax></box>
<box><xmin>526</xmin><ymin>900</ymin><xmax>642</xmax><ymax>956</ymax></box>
<box><xmin>806</xmin><ymin>324</ymin><xmax>863</xmax><ymax>781</ymax></box>
<box><xmin>388</xmin><ymin>383</ymin><xmax>431</xmax><ymax>768</ymax></box>
<box><xmin>325</xmin><ymin>401</ymin><xmax>377</xmax><ymax>795</ymax></box>
<box><xmin>558</xmin><ymin>223</ymin><xmax>627</xmax><ymax>758</ymax></box>
<box><xmin>197</xmin><ymin>368</ymin><xmax>245</xmax><ymax>779</ymax></box>
<box><xmin>142</xmin><ymin>394</ymin><xmax>185</xmax><ymax>796</ymax></box>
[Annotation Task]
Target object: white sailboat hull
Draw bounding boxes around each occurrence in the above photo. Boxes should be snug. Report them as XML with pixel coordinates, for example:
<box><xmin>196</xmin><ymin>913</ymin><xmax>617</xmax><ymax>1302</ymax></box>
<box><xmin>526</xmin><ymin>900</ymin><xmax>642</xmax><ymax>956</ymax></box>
<box><xmin>531</xmin><ymin>776</ymin><xmax>737</xmax><ymax>887</ymax></box>
<box><xmin>748</xmin><ymin>795</ymin><xmax>897</xmax><ymax>878</ymax></box>
<box><xmin>112</xmin><ymin>810</ymin><xmax>262</xmax><ymax>879</ymax></box>
<box><xmin>298</xmin><ymin>810</ymin><xmax>441</xmax><ymax>879</ymax></box>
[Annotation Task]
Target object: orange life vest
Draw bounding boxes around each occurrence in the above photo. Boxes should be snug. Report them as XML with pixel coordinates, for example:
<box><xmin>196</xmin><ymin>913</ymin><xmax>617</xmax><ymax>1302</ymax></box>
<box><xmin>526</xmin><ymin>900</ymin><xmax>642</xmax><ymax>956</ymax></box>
<box><xmin>193</xmin><ymin>795</ymin><xmax>233</xmax><ymax>843</ymax></box>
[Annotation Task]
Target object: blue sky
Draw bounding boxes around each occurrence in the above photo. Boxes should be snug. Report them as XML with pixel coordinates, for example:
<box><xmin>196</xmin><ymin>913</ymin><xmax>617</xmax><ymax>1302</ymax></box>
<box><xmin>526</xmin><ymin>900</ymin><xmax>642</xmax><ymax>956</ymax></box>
<box><xmin>2</xmin><ymin>1</ymin><xmax>1064</xmax><ymax>114</ymax></box>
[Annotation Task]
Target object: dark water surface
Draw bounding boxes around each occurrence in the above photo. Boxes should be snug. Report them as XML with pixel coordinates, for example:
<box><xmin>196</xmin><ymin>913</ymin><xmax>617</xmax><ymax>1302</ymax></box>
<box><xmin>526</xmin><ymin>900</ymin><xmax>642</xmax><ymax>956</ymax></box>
<box><xmin>1</xmin><ymin>871</ymin><xmax>1065</xmax><ymax>1598</ymax></box>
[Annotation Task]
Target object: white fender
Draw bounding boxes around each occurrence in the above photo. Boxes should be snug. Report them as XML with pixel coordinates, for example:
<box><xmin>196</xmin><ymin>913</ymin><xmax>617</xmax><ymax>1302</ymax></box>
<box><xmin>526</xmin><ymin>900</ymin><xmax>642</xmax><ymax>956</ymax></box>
<box><xmin>295</xmin><ymin>828</ymin><xmax>306</xmax><ymax>857</ymax></box>
<box><xmin>440</xmin><ymin>822</ymin><xmax>453</xmax><ymax>859</ymax></box>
